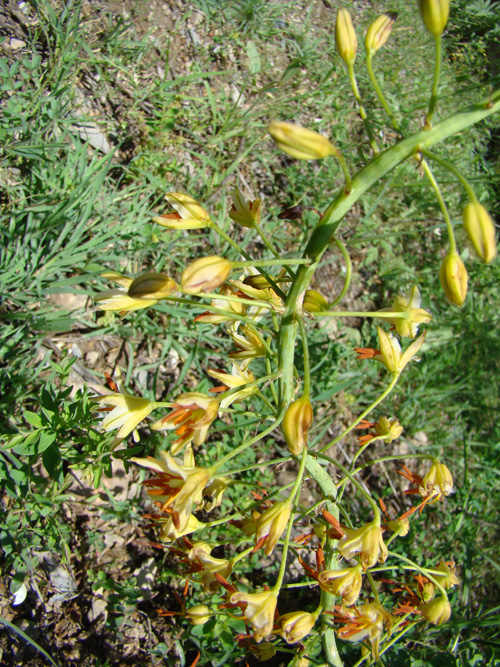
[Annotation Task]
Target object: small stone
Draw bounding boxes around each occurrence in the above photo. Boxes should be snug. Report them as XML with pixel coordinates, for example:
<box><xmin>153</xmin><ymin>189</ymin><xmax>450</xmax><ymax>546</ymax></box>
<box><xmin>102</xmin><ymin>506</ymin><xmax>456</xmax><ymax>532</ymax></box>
<box><xmin>9</xmin><ymin>38</ymin><xmax>26</xmax><ymax>50</ymax></box>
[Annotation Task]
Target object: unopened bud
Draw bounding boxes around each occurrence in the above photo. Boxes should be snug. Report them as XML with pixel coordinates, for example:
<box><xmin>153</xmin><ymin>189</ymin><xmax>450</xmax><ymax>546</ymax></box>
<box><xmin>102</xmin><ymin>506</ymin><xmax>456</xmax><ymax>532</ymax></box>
<box><xmin>181</xmin><ymin>256</ymin><xmax>232</xmax><ymax>294</ymax></box>
<box><xmin>282</xmin><ymin>397</ymin><xmax>313</xmax><ymax>456</ymax></box>
<box><xmin>439</xmin><ymin>252</ymin><xmax>468</xmax><ymax>307</ymax></box>
<box><xmin>418</xmin><ymin>0</ymin><xmax>449</xmax><ymax>36</ymax></box>
<box><xmin>303</xmin><ymin>289</ymin><xmax>329</xmax><ymax>313</ymax></box>
<box><xmin>268</xmin><ymin>122</ymin><xmax>335</xmax><ymax>160</ymax></box>
<box><xmin>365</xmin><ymin>13</ymin><xmax>397</xmax><ymax>55</ymax></box>
<box><xmin>251</xmin><ymin>642</ymin><xmax>276</xmax><ymax>661</ymax></box>
<box><xmin>128</xmin><ymin>273</ymin><xmax>177</xmax><ymax>300</ymax></box>
<box><xmin>186</xmin><ymin>605</ymin><xmax>211</xmax><ymax>625</ymax></box>
<box><xmin>463</xmin><ymin>202</ymin><xmax>497</xmax><ymax>263</ymax></box>
<box><xmin>336</xmin><ymin>8</ymin><xmax>357</xmax><ymax>66</ymax></box>
<box><xmin>418</xmin><ymin>596</ymin><xmax>451</xmax><ymax>625</ymax></box>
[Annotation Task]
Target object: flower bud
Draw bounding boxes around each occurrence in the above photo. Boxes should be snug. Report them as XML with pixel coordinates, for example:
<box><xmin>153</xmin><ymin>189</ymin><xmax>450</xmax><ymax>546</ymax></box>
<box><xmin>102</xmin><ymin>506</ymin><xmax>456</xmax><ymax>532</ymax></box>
<box><xmin>181</xmin><ymin>256</ymin><xmax>232</xmax><ymax>294</ymax></box>
<box><xmin>153</xmin><ymin>192</ymin><xmax>211</xmax><ymax>229</ymax></box>
<box><xmin>255</xmin><ymin>501</ymin><xmax>292</xmax><ymax>555</ymax></box>
<box><xmin>439</xmin><ymin>252</ymin><xmax>468</xmax><ymax>307</ymax></box>
<box><xmin>229</xmin><ymin>187</ymin><xmax>261</xmax><ymax>228</ymax></box>
<box><xmin>251</xmin><ymin>642</ymin><xmax>276</xmax><ymax>661</ymax></box>
<box><xmin>303</xmin><ymin>289</ymin><xmax>329</xmax><ymax>313</ymax></box>
<box><xmin>418</xmin><ymin>596</ymin><xmax>451</xmax><ymax>625</ymax></box>
<box><xmin>418</xmin><ymin>0</ymin><xmax>449</xmax><ymax>36</ymax></box>
<box><xmin>282</xmin><ymin>397</ymin><xmax>313</xmax><ymax>456</ymax></box>
<box><xmin>127</xmin><ymin>273</ymin><xmax>177</xmax><ymax>300</ymax></box>
<box><xmin>463</xmin><ymin>202</ymin><xmax>497</xmax><ymax>263</ymax></box>
<box><xmin>268</xmin><ymin>122</ymin><xmax>335</xmax><ymax>160</ymax></box>
<box><xmin>365</xmin><ymin>13</ymin><xmax>397</xmax><ymax>55</ymax></box>
<box><xmin>186</xmin><ymin>605</ymin><xmax>211</xmax><ymax>625</ymax></box>
<box><xmin>277</xmin><ymin>611</ymin><xmax>317</xmax><ymax>644</ymax></box>
<box><xmin>335</xmin><ymin>8</ymin><xmax>357</xmax><ymax>66</ymax></box>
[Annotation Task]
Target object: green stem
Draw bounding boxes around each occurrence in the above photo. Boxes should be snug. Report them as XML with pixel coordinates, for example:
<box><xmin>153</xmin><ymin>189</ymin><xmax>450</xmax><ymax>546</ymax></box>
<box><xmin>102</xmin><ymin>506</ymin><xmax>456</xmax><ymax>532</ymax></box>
<box><xmin>212</xmin><ymin>411</ymin><xmax>284</xmax><ymax>472</ymax></box>
<box><xmin>426</xmin><ymin>34</ymin><xmax>442</xmax><ymax>129</ymax></box>
<box><xmin>317</xmin><ymin>373</ymin><xmax>400</xmax><ymax>453</ymax></box>
<box><xmin>199</xmin><ymin>292</ymin><xmax>275</xmax><ymax>310</ymax></box>
<box><xmin>314</xmin><ymin>451</ymin><xmax>380</xmax><ymax>516</ymax></box>
<box><xmin>298</xmin><ymin>317</ymin><xmax>311</xmax><ymax>399</ymax></box>
<box><xmin>231</xmin><ymin>258</ymin><xmax>310</xmax><ymax>268</ymax></box>
<box><xmin>330</xmin><ymin>237</ymin><xmax>353</xmax><ymax>307</ymax></box>
<box><xmin>348</xmin><ymin>63</ymin><xmax>380</xmax><ymax>155</ymax></box>
<box><xmin>315</xmin><ymin>310</ymin><xmax>409</xmax><ymax>319</ymax></box>
<box><xmin>216</xmin><ymin>370</ymin><xmax>282</xmax><ymax>403</ymax></box>
<box><xmin>366</xmin><ymin>52</ymin><xmax>400</xmax><ymax>132</ymax></box>
<box><xmin>273</xmin><ymin>447</ymin><xmax>308</xmax><ymax>592</ymax></box>
<box><xmin>422</xmin><ymin>149</ymin><xmax>477</xmax><ymax>200</ymax></box>
<box><xmin>420</xmin><ymin>158</ymin><xmax>457</xmax><ymax>252</ymax></box>
<box><xmin>332</xmin><ymin>147</ymin><xmax>353</xmax><ymax>194</ymax></box>
<box><xmin>387</xmin><ymin>551</ymin><xmax>449</xmax><ymax>598</ymax></box>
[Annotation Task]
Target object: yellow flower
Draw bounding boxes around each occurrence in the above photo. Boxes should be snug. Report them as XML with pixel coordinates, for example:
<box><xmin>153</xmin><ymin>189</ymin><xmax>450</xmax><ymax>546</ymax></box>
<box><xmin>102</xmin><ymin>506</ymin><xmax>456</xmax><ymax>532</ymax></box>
<box><xmin>228</xmin><ymin>322</ymin><xmax>268</xmax><ymax>365</ymax></box>
<box><xmin>186</xmin><ymin>542</ymin><xmax>233</xmax><ymax>591</ymax></box>
<box><xmin>207</xmin><ymin>361</ymin><xmax>257</xmax><ymax>409</ymax></box>
<box><xmin>440</xmin><ymin>252</ymin><xmax>468</xmax><ymax>306</ymax></box>
<box><xmin>318</xmin><ymin>565</ymin><xmax>363</xmax><ymax>606</ymax></box>
<box><xmin>374</xmin><ymin>417</ymin><xmax>403</xmax><ymax>443</ymax></box>
<box><xmin>376</xmin><ymin>327</ymin><xmax>426</xmax><ymax>374</ymax></box>
<box><xmin>276</xmin><ymin>611</ymin><xmax>317</xmax><ymax>644</ymax></box>
<box><xmin>337</xmin><ymin>602</ymin><xmax>393</xmax><ymax>661</ymax></box>
<box><xmin>127</xmin><ymin>272</ymin><xmax>177</xmax><ymax>300</ymax></box>
<box><xmin>418</xmin><ymin>0</ymin><xmax>449</xmax><ymax>36</ymax></box>
<box><xmin>282</xmin><ymin>397</ymin><xmax>313</xmax><ymax>456</ymax></box>
<box><xmin>203</xmin><ymin>477</ymin><xmax>230</xmax><ymax>511</ymax></box>
<box><xmin>91</xmin><ymin>371</ymin><xmax>157</xmax><ymax>445</ymax></box>
<box><xmin>463</xmin><ymin>201</ymin><xmax>497</xmax><ymax>263</ymax></box>
<box><xmin>378</xmin><ymin>286</ymin><xmax>432</xmax><ymax>338</ymax></box>
<box><xmin>230</xmin><ymin>590</ymin><xmax>278</xmax><ymax>643</ymax></box>
<box><xmin>95</xmin><ymin>273</ymin><xmax>158</xmax><ymax>313</ymax></box>
<box><xmin>268</xmin><ymin>121</ymin><xmax>336</xmax><ymax>161</ymax></box>
<box><xmin>419</xmin><ymin>460</ymin><xmax>453</xmax><ymax>503</ymax></box>
<box><xmin>335</xmin><ymin>8</ymin><xmax>357</xmax><ymax>66</ymax></box>
<box><xmin>433</xmin><ymin>560</ymin><xmax>460</xmax><ymax>589</ymax></box>
<box><xmin>133</xmin><ymin>445</ymin><xmax>210</xmax><ymax>532</ymax></box>
<box><xmin>229</xmin><ymin>187</ymin><xmax>261</xmax><ymax>228</ymax></box>
<box><xmin>181</xmin><ymin>255</ymin><xmax>233</xmax><ymax>294</ymax></box>
<box><xmin>337</xmin><ymin>519</ymin><xmax>388</xmax><ymax>569</ymax></box>
<box><xmin>255</xmin><ymin>501</ymin><xmax>292</xmax><ymax>556</ymax></box>
<box><xmin>151</xmin><ymin>392</ymin><xmax>219</xmax><ymax>455</ymax></box>
<box><xmin>153</xmin><ymin>192</ymin><xmax>211</xmax><ymax>229</ymax></box>
<box><xmin>418</xmin><ymin>596</ymin><xmax>451</xmax><ymax>625</ymax></box>
<box><xmin>158</xmin><ymin>513</ymin><xmax>204</xmax><ymax>542</ymax></box>
<box><xmin>365</xmin><ymin>13</ymin><xmax>397</xmax><ymax>55</ymax></box>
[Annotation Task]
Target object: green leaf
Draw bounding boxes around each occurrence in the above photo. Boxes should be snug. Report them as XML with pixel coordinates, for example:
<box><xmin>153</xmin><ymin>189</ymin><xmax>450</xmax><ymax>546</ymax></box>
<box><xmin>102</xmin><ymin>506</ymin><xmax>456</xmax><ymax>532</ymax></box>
<box><xmin>23</xmin><ymin>411</ymin><xmax>43</xmax><ymax>428</ymax></box>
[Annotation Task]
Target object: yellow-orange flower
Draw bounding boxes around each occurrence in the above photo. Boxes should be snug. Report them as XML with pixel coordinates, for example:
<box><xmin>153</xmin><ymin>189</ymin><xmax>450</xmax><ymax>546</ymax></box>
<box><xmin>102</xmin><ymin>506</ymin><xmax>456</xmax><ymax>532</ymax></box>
<box><xmin>133</xmin><ymin>445</ymin><xmax>210</xmax><ymax>532</ymax></box>
<box><xmin>378</xmin><ymin>286</ymin><xmax>432</xmax><ymax>339</ymax></box>
<box><xmin>336</xmin><ymin>602</ymin><xmax>393</xmax><ymax>661</ymax></box>
<box><xmin>151</xmin><ymin>392</ymin><xmax>219</xmax><ymax>455</ymax></box>
<box><xmin>255</xmin><ymin>501</ymin><xmax>292</xmax><ymax>556</ymax></box>
<box><xmin>282</xmin><ymin>397</ymin><xmax>313</xmax><ymax>456</ymax></box>
<box><xmin>276</xmin><ymin>611</ymin><xmax>317</xmax><ymax>644</ymax></box>
<box><xmin>186</xmin><ymin>542</ymin><xmax>233</xmax><ymax>591</ymax></box>
<box><xmin>230</xmin><ymin>590</ymin><xmax>278</xmax><ymax>643</ymax></box>
<box><xmin>153</xmin><ymin>192</ymin><xmax>211</xmax><ymax>229</ymax></box>
<box><xmin>418</xmin><ymin>596</ymin><xmax>451</xmax><ymax>625</ymax></box>
<box><xmin>318</xmin><ymin>565</ymin><xmax>363</xmax><ymax>606</ymax></box>
<box><xmin>337</xmin><ymin>519</ymin><xmax>388</xmax><ymax>569</ymax></box>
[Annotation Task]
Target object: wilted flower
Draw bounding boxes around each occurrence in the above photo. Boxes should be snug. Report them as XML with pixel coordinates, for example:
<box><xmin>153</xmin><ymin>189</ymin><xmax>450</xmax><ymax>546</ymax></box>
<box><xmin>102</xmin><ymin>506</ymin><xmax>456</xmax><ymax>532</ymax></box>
<box><xmin>282</xmin><ymin>397</ymin><xmax>313</xmax><ymax>456</ymax></box>
<box><xmin>335</xmin><ymin>8</ymin><xmax>357</xmax><ymax>66</ymax></box>
<box><xmin>229</xmin><ymin>187</ymin><xmax>261</xmax><ymax>228</ymax></box>
<box><xmin>433</xmin><ymin>560</ymin><xmax>460</xmax><ymax>589</ymax></box>
<box><xmin>181</xmin><ymin>256</ymin><xmax>233</xmax><ymax>294</ymax></box>
<box><xmin>418</xmin><ymin>596</ymin><xmax>451</xmax><ymax>625</ymax></box>
<box><xmin>374</xmin><ymin>416</ymin><xmax>404</xmax><ymax>443</ymax></box>
<box><xmin>440</xmin><ymin>252</ymin><xmax>468</xmax><ymax>306</ymax></box>
<box><xmin>463</xmin><ymin>201</ymin><xmax>497</xmax><ymax>263</ymax></box>
<box><xmin>151</xmin><ymin>392</ymin><xmax>219</xmax><ymax>455</ymax></box>
<box><xmin>203</xmin><ymin>477</ymin><xmax>230</xmax><ymax>511</ymax></box>
<box><xmin>365</xmin><ymin>12</ymin><xmax>397</xmax><ymax>55</ymax></box>
<box><xmin>276</xmin><ymin>611</ymin><xmax>317</xmax><ymax>644</ymax></box>
<box><xmin>318</xmin><ymin>565</ymin><xmax>363</xmax><ymax>606</ymax></box>
<box><xmin>268</xmin><ymin>121</ymin><xmax>336</xmax><ymax>160</ymax></box>
<box><xmin>133</xmin><ymin>445</ymin><xmax>210</xmax><ymax>532</ymax></box>
<box><xmin>230</xmin><ymin>590</ymin><xmax>278</xmax><ymax>643</ymax></box>
<box><xmin>153</xmin><ymin>192</ymin><xmax>211</xmax><ymax>229</ymax></box>
<box><xmin>337</xmin><ymin>519</ymin><xmax>388</xmax><ymax>569</ymax></box>
<box><xmin>378</xmin><ymin>286</ymin><xmax>432</xmax><ymax>338</ymax></box>
<box><xmin>255</xmin><ymin>501</ymin><xmax>292</xmax><ymax>556</ymax></box>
